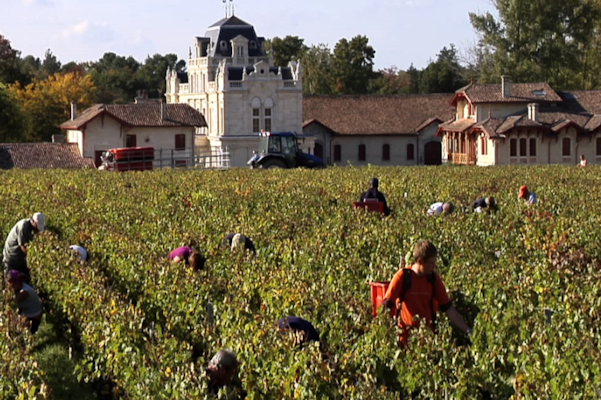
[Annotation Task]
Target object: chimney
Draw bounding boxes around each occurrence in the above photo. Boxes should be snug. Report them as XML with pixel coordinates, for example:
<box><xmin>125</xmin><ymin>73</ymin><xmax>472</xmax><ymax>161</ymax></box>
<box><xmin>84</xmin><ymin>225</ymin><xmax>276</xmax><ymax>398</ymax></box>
<box><xmin>161</xmin><ymin>100</ymin><xmax>167</xmax><ymax>121</ymax></box>
<box><xmin>528</xmin><ymin>103</ymin><xmax>539</xmax><ymax>121</ymax></box>
<box><xmin>502</xmin><ymin>75</ymin><xmax>511</xmax><ymax>98</ymax></box>
<box><xmin>70</xmin><ymin>102</ymin><xmax>77</xmax><ymax>120</ymax></box>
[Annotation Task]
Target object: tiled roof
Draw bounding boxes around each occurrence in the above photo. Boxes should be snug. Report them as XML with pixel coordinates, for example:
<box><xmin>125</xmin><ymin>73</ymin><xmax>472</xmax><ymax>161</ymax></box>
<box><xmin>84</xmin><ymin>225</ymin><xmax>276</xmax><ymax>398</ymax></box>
<box><xmin>473</xmin><ymin>118</ymin><xmax>506</xmax><ymax>138</ymax></box>
<box><xmin>462</xmin><ymin>82</ymin><xmax>562</xmax><ymax>103</ymax></box>
<box><xmin>439</xmin><ymin>118</ymin><xmax>475</xmax><ymax>132</ymax></box>
<box><xmin>0</xmin><ymin>143</ymin><xmax>94</xmax><ymax>169</ymax></box>
<box><xmin>60</xmin><ymin>103</ymin><xmax>207</xmax><ymax>130</ymax></box>
<box><xmin>584</xmin><ymin>115</ymin><xmax>601</xmax><ymax>131</ymax></box>
<box><xmin>303</xmin><ymin>94</ymin><xmax>454</xmax><ymax>135</ymax></box>
<box><xmin>559</xmin><ymin>90</ymin><xmax>601</xmax><ymax>114</ymax></box>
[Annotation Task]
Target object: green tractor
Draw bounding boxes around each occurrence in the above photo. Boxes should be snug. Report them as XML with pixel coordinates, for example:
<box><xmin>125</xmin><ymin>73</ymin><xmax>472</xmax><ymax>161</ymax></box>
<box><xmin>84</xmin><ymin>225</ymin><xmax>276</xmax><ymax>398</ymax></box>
<box><xmin>247</xmin><ymin>131</ymin><xmax>325</xmax><ymax>169</ymax></box>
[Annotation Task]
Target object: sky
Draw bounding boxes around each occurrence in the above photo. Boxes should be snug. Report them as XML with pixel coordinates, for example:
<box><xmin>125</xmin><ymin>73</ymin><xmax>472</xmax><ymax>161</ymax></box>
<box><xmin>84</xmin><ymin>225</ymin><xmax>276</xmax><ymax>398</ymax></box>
<box><xmin>0</xmin><ymin>0</ymin><xmax>497</xmax><ymax>71</ymax></box>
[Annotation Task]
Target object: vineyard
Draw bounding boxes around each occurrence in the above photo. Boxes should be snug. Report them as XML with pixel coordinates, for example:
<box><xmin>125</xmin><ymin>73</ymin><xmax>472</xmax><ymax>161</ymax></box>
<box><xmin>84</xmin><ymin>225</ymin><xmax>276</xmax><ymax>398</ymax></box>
<box><xmin>1</xmin><ymin>165</ymin><xmax>601</xmax><ymax>399</ymax></box>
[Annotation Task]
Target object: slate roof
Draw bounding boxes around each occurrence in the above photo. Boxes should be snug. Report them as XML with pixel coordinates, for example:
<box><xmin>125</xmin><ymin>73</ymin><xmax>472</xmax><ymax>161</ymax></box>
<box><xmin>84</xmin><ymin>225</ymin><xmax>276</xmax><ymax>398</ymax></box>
<box><xmin>303</xmin><ymin>94</ymin><xmax>455</xmax><ymax>135</ymax></box>
<box><xmin>60</xmin><ymin>103</ymin><xmax>207</xmax><ymax>130</ymax></box>
<box><xmin>205</xmin><ymin>15</ymin><xmax>265</xmax><ymax>58</ymax></box>
<box><xmin>0</xmin><ymin>143</ymin><xmax>94</xmax><ymax>169</ymax></box>
<box><xmin>457</xmin><ymin>82</ymin><xmax>562</xmax><ymax>103</ymax></box>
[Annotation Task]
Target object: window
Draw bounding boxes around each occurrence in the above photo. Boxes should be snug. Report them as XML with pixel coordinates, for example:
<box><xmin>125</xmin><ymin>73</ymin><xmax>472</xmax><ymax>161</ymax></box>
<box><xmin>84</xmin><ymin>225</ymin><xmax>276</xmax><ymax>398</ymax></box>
<box><xmin>529</xmin><ymin>138</ymin><xmax>537</xmax><ymax>156</ymax></box>
<box><xmin>597</xmin><ymin>137</ymin><xmax>601</xmax><ymax>156</ymax></box>
<box><xmin>238</xmin><ymin>46</ymin><xmax>244</xmax><ymax>56</ymax></box>
<box><xmin>519</xmin><ymin>138</ymin><xmax>527</xmax><ymax>156</ymax></box>
<box><xmin>334</xmin><ymin>145</ymin><xmax>341</xmax><ymax>162</ymax></box>
<box><xmin>126</xmin><ymin>134</ymin><xmax>137</xmax><ymax>148</ymax></box>
<box><xmin>510</xmin><ymin>139</ymin><xmax>517</xmax><ymax>157</ymax></box>
<box><xmin>175</xmin><ymin>134</ymin><xmax>186</xmax><ymax>150</ymax></box>
<box><xmin>252</xmin><ymin>108</ymin><xmax>260</xmax><ymax>132</ymax></box>
<box><xmin>562</xmin><ymin>137</ymin><xmax>571</xmax><ymax>156</ymax></box>
<box><xmin>382</xmin><ymin>144</ymin><xmax>390</xmax><ymax>161</ymax></box>
<box><xmin>268</xmin><ymin>136</ymin><xmax>281</xmax><ymax>153</ymax></box>
<box><xmin>358</xmin><ymin>144</ymin><xmax>366</xmax><ymax>161</ymax></box>
<box><xmin>251</xmin><ymin>97</ymin><xmax>262</xmax><ymax>133</ymax></box>
<box><xmin>480</xmin><ymin>136</ymin><xmax>487</xmax><ymax>155</ymax></box>
<box><xmin>264</xmin><ymin>108</ymin><xmax>272</xmax><ymax>132</ymax></box>
<box><xmin>407</xmin><ymin>143</ymin><xmax>415</xmax><ymax>160</ymax></box>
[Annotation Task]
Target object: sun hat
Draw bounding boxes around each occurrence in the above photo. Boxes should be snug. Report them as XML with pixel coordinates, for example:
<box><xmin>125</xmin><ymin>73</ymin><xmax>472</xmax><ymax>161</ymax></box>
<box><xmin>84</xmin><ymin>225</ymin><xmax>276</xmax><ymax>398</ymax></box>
<box><xmin>231</xmin><ymin>233</ymin><xmax>246</xmax><ymax>252</ymax></box>
<box><xmin>32</xmin><ymin>212</ymin><xmax>45</xmax><ymax>231</ymax></box>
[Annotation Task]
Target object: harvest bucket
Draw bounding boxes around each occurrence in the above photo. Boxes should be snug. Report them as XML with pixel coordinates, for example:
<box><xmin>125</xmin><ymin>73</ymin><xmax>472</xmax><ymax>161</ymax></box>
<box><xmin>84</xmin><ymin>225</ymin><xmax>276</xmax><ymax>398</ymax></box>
<box><xmin>353</xmin><ymin>201</ymin><xmax>385</xmax><ymax>214</ymax></box>
<box><xmin>370</xmin><ymin>281</ymin><xmax>397</xmax><ymax>317</ymax></box>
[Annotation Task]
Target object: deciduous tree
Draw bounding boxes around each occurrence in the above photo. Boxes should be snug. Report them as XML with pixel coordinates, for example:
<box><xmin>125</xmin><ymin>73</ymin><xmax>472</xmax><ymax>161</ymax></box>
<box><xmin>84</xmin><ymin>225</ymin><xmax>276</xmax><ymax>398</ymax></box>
<box><xmin>88</xmin><ymin>52</ymin><xmax>141</xmax><ymax>103</ymax></box>
<box><xmin>0</xmin><ymin>83</ymin><xmax>27</xmax><ymax>141</ymax></box>
<box><xmin>470</xmin><ymin>0</ymin><xmax>601</xmax><ymax>88</ymax></box>
<box><xmin>330</xmin><ymin>35</ymin><xmax>376</xmax><ymax>94</ymax></box>
<box><xmin>268</xmin><ymin>36</ymin><xmax>308</xmax><ymax>67</ymax></box>
<box><xmin>300</xmin><ymin>44</ymin><xmax>334</xmax><ymax>95</ymax></box>
<box><xmin>10</xmin><ymin>72</ymin><xmax>96</xmax><ymax>141</ymax></box>
<box><xmin>136</xmin><ymin>53</ymin><xmax>185</xmax><ymax>97</ymax></box>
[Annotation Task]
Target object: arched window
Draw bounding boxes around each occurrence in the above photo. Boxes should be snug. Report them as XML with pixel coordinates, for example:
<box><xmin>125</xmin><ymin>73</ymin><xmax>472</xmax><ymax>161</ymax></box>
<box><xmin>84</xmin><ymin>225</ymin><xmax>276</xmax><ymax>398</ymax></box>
<box><xmin>334</xmin><ymin>145</ymin><xmax>341</xmax><ymax>162</ymax></box>
<box><xmin>264</xmin><ymin>98</ymin><xmax>274</xmax><ymax>132</ymax></box>
<box><xmin>251</xmin><ymin>97</ymin><xmax>261</xmax><ymax>133</ymax></box>
<box><xmin>358</xmin><ymin>144</ymin><xmax>366</xmax><ymax>161</ymax></box>
<box><xmin>407</xmin><ymin>143</ymin><xmax>415</xmax><ymax>160</ymax></box>
<box><xmin>382</xmin><ymin>144</ymin><xmax>390</xmax><ymax>161</ymax></box>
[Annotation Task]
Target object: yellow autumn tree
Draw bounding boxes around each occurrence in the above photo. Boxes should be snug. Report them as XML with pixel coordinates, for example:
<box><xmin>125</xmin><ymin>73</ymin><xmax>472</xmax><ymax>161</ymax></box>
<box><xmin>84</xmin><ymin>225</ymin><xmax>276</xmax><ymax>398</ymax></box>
<box><xmin>10</xmin><ymin>72</ymin><xmax>96</xmax><ymax>141</ymax></box>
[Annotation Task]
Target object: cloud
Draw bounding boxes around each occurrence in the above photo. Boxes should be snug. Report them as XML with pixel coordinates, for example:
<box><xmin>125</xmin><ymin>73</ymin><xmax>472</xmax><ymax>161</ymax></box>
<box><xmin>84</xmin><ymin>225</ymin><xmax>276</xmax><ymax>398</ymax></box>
<box><xmin>21</xmin><ymin>0</ymin><xmax>54</xmax><ymax>5</ymax></box>
<box><xmin>62</xmin><ymin>20</ymin><xmax>115</xmax><ymax>43</ymax></box>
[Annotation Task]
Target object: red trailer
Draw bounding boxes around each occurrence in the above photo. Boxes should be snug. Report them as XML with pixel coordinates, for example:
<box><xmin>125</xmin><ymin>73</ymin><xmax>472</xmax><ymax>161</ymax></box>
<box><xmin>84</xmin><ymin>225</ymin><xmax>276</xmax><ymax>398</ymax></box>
<box><xmin>100</xmin><ymin>147</ymin><xmax>154</xmax><ymax>171</ymax></box>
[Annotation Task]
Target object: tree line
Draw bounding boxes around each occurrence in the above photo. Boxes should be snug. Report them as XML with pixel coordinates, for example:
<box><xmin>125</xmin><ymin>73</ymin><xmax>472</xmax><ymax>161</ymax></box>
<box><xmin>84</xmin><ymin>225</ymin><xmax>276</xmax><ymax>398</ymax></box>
<box><xmin>2</xmin><ymin>0</ymin><xmax>601</xmax><ymax>142</ymax></box>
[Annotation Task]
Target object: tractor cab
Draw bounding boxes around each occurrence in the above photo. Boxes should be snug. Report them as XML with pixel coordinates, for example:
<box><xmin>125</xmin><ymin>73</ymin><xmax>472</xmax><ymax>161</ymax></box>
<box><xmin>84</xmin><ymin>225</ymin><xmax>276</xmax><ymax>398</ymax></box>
<box><xmin>247</xmin><ymin>131</ymin><xmax>324</xmax><ymax>169</ymax></box>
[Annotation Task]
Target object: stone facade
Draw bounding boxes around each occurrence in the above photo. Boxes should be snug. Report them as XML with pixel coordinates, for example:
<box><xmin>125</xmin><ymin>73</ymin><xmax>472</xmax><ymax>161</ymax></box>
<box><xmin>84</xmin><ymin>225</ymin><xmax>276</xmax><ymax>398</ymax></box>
<box><xmin>166</xmin><ymin>15</ymin><xmax>307</xmax><ymax>167</ymax></box>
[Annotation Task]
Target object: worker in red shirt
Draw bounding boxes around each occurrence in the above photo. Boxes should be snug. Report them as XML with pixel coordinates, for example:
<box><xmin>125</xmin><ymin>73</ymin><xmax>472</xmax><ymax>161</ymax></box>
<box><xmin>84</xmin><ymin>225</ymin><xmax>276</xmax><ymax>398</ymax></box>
<box><xmin>383</xmin><ymin>240</ymin><xmax>472</xmax><ymax>345</ymax></box>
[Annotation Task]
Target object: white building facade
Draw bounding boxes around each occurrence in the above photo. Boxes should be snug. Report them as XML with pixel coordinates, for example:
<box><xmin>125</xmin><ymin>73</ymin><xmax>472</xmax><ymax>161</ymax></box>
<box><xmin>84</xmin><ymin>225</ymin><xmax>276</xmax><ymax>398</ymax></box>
<box><xmin>166</xmin><ymin>15</ymin><xmax>308</xmax><ymax>167</ymax></box>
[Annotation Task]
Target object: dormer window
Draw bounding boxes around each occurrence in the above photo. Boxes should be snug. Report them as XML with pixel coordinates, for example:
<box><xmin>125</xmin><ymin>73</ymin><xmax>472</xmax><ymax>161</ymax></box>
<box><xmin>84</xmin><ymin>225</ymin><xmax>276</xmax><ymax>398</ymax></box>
<box><xmin>250</xmin><ymin>41</ymin><xmax>257</xmax><ymax>49</ymax></box>
<box><xmin>220</xmin><ymin>40</ymin><xmax>227</xmax><ymax>50</ymax></box>
<box><xmin>533</xmin><ymin>90</ymin><xmax>546</xmax><ymax>97</ymax></box>
<box><xmin>238</xmin><ymin>46</ymin><xmax>244</xmax><ymax>57</ymax></box>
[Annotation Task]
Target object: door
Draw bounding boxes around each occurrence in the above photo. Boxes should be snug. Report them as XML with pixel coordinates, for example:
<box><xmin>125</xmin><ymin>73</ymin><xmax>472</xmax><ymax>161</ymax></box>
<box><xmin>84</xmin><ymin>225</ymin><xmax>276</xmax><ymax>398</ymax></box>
<box><xmin>314</xmin><ymin>142</ymin><xmax>324</xmax><ymax>160</ymax></box>
<box><xmin>424</xmin><ymin>141</ymin><xmax>442</xmax><ymax>165</ymax></box>
<box><xmin>94</xmin><ymin>150</ymin><xmax>105</xmax><ymax>167</ymax></box>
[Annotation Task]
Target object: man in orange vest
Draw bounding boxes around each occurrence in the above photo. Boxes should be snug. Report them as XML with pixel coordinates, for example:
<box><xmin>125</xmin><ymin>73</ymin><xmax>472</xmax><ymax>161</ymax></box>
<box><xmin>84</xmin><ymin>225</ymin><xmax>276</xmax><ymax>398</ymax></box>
<box><xmin>383</xmin><ymin>240</ymin><xmax>472</xmax><ymax>345</ymax></box>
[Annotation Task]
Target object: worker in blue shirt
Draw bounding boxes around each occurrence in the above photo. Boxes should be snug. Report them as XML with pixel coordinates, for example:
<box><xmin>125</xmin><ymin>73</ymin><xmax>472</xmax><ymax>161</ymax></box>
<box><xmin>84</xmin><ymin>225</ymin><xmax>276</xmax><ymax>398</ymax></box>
<box><xmin>359</xmin><ymin>178</ymin><xmax>390</xmax><ymax>215</ymax></box>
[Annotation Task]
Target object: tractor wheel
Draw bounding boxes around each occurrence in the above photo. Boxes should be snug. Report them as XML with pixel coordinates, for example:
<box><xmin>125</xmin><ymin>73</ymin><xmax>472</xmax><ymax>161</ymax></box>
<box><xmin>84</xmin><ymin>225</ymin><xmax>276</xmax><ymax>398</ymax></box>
<box><xmin>260</xmin><ymin>159</ymin><xmax>287</xmax><ymax>169</ymax></box>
